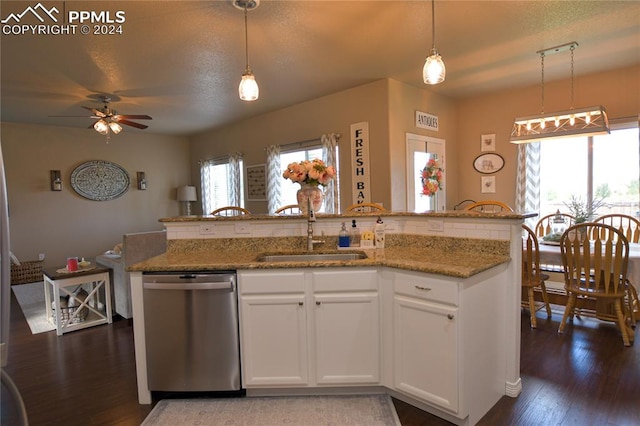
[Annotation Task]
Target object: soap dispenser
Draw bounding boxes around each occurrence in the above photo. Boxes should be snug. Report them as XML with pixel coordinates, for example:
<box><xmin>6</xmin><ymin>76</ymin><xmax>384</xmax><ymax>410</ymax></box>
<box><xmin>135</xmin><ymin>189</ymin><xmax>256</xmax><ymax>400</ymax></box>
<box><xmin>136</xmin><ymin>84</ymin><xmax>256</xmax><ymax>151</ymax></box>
<box><xmin>338</xmin><ymin>222</ymin><xmax>350</xmax><ymax>247</ymax></box>
<box><xmin>374</xmin><ymin>216</ymin><xmax>385</xmax><ymax>248</ymax></box>
<box><xmin>350</xmin><ymin>219</ymin><xmax>360</xmax><ymax>247</ymax></box>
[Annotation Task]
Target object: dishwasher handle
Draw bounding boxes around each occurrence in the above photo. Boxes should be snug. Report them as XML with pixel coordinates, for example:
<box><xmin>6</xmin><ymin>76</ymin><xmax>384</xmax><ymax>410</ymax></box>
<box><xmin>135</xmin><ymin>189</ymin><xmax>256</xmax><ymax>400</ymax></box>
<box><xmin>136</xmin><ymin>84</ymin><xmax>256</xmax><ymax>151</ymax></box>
<box><xmin>143</xmin><ymin>281</ymin><xmax>234</xmax><ymax>291</ymax></box>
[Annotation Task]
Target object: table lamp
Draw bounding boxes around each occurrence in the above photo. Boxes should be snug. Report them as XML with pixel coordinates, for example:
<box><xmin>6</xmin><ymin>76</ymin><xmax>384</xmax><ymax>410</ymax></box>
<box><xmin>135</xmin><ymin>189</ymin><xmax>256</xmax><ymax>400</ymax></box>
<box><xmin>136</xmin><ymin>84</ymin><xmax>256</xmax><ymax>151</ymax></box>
<box><xmin>177</xmin><ymin>185</ymin><xmax>197</xmax><ymax>216</ymax></box>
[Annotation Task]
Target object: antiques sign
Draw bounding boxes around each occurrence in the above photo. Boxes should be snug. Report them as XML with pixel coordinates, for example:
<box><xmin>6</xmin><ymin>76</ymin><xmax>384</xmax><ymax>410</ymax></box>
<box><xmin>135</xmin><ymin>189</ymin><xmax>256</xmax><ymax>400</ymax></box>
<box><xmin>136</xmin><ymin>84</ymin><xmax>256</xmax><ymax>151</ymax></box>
<box><xmin>416</xmin><ymin>111</ymin><xmax>439</xmax><ymax>131</ymax></box>
<box><xmin>350</xmin><ymin>122</ymin><xmax>371</xmax><ymax>205</ymax></box>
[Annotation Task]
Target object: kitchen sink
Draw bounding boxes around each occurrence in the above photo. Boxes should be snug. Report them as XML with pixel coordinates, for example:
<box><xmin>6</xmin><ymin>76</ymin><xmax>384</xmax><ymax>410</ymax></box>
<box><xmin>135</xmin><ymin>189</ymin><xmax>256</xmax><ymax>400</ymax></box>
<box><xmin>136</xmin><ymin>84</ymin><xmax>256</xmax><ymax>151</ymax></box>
<box><xmin>256</xmin><ymin>251</ymin><xmax>367</xmax><ymax>262</ymax></box>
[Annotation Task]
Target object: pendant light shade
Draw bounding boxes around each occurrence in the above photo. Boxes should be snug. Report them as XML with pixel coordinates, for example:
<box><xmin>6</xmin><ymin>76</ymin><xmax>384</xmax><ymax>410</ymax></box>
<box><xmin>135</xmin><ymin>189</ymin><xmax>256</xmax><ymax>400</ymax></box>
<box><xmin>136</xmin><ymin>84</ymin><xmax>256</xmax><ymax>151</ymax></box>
<box><xmin>234</xmin><ymin>0</ymin><xmax>260</xmax><ymax>102</ymax></box>
<box><xmin>423</xmin><ymin>0</ymin><xmax>445</xmax><ymax>85</ymax></box>
<box><xmin>239</xmin><ymin>69</ymin><xmax>259</xmax><ymax>101</ymax></box>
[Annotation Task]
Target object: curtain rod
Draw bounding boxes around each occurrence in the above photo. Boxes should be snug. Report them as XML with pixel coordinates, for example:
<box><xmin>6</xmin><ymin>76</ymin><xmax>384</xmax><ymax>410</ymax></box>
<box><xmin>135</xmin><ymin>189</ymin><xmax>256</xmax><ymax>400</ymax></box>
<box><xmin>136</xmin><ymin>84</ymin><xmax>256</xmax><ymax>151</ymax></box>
<box><xmin>265</xmin><ymin>133</ymin><xmax>342</xmax><ymax>151</ymax></box>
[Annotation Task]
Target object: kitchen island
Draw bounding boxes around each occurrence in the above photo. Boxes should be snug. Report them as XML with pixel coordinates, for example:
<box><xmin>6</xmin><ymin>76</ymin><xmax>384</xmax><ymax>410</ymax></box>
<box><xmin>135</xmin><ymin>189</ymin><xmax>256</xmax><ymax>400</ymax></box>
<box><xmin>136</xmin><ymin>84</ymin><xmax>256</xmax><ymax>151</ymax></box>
<box><xmin>129</xmin><ymin>211</ymin><xmax>529</xmax><ymax>426</ymax></box>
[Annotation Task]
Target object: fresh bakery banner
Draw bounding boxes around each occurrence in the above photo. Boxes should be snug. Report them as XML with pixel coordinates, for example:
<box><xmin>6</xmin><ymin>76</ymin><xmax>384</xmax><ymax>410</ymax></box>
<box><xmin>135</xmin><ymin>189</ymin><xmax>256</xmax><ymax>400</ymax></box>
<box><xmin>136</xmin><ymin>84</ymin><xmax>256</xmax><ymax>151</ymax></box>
<box><xmin>350</xmin><ymin>121</ymin><xmax>371</xmax><ymax>205</ymax></box>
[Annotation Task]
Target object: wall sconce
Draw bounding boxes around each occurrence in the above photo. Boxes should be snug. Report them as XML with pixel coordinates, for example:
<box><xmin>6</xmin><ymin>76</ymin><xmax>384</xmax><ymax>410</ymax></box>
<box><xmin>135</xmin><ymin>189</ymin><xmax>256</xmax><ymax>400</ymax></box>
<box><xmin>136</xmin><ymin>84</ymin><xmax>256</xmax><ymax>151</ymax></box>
<box><xmin>137</xmin><ymin>172</ymin><xmax>147</xmax><ymax>190</ymax></box>
<box><xmin>50</xmin><ymin>170</ymin><xmax>62</xmax><ymax>191</ymax></box>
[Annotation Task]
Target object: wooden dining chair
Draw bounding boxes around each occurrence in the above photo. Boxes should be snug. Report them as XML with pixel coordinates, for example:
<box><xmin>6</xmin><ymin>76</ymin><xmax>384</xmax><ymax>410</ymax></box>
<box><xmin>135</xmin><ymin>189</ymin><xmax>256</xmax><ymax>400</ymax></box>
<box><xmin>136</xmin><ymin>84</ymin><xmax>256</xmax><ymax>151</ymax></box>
<box><xmin>558</xmin><ymin>222</ymin><xmax>634</xmax><ymax>346</ymax></box>
<box><xmin>274</xmin><ymin>204</ymin><xmax>302</xmax><ymax>215</ymax></box>
<box><xmin>210</xmin><ymin>206</ymin><xmax>251</xmax><ymax>216</ymax></box>
<box><xmin>593</xmin><ymin>214</ymin><xmax>640</xmax><ymax>243</ymax></box>
<box><xmin>345</xmin><ymin>203</ymin><xmax>386</xmax><ymax>212</ymax></box>
<box><xmin>464</xmin><ymin>200</ymin><xmax>513</xmax><ymax>213</ymax></box>
<box><xmin>535</xmin><ymin>212</ymin><xmax>575</xmax><ymax>238</ymax></box>
<box><xmin>522</xmin><ymin>224</ymin><xmax>552</xmax><ymax>328</ymax></box>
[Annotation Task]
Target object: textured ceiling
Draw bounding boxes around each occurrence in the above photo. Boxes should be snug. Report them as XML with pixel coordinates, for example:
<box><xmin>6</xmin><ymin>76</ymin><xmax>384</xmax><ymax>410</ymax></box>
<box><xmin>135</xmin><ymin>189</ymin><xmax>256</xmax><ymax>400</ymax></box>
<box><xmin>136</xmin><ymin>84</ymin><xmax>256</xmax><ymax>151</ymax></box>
<box><xmin>1</xmin><ymin>0</ymin><xmax>638</xmax><ymax>136</ymax></box>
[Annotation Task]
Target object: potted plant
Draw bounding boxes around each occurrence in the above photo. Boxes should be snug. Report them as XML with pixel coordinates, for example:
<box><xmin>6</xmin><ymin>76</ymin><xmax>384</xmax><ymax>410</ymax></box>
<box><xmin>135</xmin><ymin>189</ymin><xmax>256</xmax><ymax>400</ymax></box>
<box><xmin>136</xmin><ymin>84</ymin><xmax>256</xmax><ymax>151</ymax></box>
<box><xmin>563</xmin><ymin>195</ymin><xmax>606</xmax><ymax>223</ymax></box>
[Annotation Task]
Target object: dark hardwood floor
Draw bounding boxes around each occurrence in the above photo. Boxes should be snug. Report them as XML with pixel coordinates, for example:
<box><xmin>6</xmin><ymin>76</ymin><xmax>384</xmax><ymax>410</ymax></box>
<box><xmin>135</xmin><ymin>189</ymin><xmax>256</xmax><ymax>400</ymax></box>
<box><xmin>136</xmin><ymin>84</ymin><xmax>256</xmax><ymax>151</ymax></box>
<box><xmin>2</xmin><ymin>289</ymin><xmax>639</xmax><ymax>426</ymax></box>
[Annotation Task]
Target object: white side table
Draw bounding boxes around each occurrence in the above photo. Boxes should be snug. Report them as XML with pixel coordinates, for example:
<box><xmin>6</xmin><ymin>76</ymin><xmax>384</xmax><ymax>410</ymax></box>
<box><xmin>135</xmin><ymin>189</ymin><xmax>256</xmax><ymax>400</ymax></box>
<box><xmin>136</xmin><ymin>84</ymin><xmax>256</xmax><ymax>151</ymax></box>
<box><xmin>43</xmin><ymin>264</ymin><xmax>113</xmax><ymax>336</ymax></box>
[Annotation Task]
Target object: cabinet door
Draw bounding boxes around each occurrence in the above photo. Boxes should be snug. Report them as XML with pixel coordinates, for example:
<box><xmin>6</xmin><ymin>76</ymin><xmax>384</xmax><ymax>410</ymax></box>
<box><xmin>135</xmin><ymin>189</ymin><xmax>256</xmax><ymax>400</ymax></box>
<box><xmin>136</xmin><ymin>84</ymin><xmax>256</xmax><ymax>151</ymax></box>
<box><xmin>312</xmin><ymin>269</ymin><xmax>380</xmax><ymax>385</ymax></box>
<box><xmin>240</xmin><ymin>294</ymin><xmax>308</xmax><ymax>386</ymax></box>
<box><xmin>394</xmin><ymin>295</ymin><xmax>459</xmax><ymax>413</ymax></box>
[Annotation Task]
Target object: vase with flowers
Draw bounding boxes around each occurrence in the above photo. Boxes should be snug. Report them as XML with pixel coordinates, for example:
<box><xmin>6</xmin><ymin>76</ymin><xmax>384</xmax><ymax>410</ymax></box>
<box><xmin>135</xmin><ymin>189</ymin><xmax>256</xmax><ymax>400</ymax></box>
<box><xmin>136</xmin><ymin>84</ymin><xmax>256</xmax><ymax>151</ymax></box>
<box><xmin>283</xmin><ymin>158</ymin><xmax>336</xmax><ymax>214</ymax></box>
<box><xmin>563</xmin><ymin>194</ymin><xmax>606</xmax><ymax>223</ymax></box>
<box><xmin>420</xmin><ymin>158</ymin><xmax>444</xmax><ymax>197</ymax></box>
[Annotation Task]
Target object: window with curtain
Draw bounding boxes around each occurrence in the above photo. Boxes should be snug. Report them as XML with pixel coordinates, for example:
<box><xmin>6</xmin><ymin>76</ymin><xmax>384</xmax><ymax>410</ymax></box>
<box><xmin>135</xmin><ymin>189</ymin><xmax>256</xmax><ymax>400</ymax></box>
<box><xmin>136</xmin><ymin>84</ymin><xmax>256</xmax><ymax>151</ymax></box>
<box><xmin>266</xmin><ymin>134</ymin><xmax>340</xmax><ymax>214</ymax></box>
<box><xmin>518</xmin><ymin>123</ymin><xmax>639</xmax><ymax>222</ymax></box>
<box><xmin>200</xmin><ymin>153</ymin><xmax>244</xmax><ymax>215</ymax></box>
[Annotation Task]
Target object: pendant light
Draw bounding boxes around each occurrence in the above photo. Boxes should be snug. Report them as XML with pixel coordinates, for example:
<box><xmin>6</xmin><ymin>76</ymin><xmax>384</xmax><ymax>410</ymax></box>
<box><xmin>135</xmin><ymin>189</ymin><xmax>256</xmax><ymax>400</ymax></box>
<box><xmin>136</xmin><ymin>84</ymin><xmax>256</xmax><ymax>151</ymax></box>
<box><xmin>234</xmin><ymin>0</ymin><xmax>259</xmax><ymax>101</ymax></box>
<box><xmin>423</xmin><ymin>0</ymin><xmax>445</xmax><ymax>85</ymax></box>
<box><xmin>510</xmin><ymin>42</ymin><xmax>609</xmax><ymax>143</ymax></box>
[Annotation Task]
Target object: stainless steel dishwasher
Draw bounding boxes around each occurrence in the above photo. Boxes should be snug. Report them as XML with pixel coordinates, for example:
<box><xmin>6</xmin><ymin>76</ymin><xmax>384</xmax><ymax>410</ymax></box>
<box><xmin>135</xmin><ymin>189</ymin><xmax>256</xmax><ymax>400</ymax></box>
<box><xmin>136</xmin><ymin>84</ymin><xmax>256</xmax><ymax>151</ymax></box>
<box><xmin>142</xmin><ymin>271</ymin><xmax>241</xmax><ymax>392</ymax></box>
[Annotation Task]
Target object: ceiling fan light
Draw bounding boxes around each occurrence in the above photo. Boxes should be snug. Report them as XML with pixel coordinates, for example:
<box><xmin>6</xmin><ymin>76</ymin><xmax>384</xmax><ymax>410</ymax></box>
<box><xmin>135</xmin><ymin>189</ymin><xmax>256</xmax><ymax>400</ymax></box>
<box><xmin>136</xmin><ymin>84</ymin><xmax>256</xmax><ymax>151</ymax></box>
<box><xmin>93</xmin><ymin>119</ymin><xmax>109</xmax><ymax>135</ymax></box>
<box><xmin>109</xmin><ymin>121</ymin><xmax>123</xmax><ymax>134</ymax></box>
<box><xmin>239</xmin><ymin>70</ymin><xmax>259</xmax><ymax>101</ymax></box>
<box><xmin>423</xmin><ymin>50</ymin><xmax>446</xmax><ymax>85</ymax></box>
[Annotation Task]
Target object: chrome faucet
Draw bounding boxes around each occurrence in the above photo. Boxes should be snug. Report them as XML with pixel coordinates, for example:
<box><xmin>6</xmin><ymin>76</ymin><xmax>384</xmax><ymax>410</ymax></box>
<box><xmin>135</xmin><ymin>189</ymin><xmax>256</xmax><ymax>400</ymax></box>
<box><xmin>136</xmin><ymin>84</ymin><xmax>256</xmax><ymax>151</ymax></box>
<box><xmin>307</xmin><ymin>198</ymin><xmax>325</xmax><ymax>251</ymax></box>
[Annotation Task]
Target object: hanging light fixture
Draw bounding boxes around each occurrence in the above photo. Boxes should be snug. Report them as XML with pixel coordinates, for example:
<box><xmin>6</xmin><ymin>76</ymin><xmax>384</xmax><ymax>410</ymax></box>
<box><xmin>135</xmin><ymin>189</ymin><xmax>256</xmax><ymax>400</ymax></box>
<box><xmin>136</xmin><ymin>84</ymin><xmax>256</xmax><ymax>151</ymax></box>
<box><xmin>510</xmin><ymin>42</ymin><xmax>609</xmax><ymax>144</ymax></box>
<box><xmin>234</xmin><ymin>0</ymin><xmax>260</xmax><ymax>101</ymax></box>
<box><xmin>423</xmin><ymin>0</ymin><xmax>445</xmax><ymax>85</ymax></box>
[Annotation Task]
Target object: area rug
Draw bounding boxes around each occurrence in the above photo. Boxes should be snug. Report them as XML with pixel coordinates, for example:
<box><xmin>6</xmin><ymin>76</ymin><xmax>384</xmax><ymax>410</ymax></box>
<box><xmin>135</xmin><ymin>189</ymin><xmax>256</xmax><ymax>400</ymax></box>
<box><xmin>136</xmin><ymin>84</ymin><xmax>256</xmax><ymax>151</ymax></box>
<box><xmin>141</xmin><ymin>394</ymin><xmax>401</xmax><ymax>426</ymax></box>
<box><xmin>11</xmin><ymin>282</ymin><xmax>55</xmax><ymax>334</ymax></box>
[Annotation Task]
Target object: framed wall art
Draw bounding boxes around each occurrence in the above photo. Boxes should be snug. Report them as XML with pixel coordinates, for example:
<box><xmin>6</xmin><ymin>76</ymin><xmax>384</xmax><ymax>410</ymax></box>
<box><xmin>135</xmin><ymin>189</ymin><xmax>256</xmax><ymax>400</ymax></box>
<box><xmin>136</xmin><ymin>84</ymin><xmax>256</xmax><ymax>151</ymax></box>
<box><xmin>481</xmin><ymin>176</ymin><xmax>496</xmax><ymax>193</ymax></box>
<box><xmin>480</xmin><ymin>133</ymin><xmax>496</xmax><ymax>152</ymax></box>
<box><xmin>246</xmin><ymin>164</ymin><xmax>267</xmax><ymax>201</ymax></box>
<box><xmin>473</xmin><ymin>153</ymin><xmax>504</xmax><ymax>174</ymax></box>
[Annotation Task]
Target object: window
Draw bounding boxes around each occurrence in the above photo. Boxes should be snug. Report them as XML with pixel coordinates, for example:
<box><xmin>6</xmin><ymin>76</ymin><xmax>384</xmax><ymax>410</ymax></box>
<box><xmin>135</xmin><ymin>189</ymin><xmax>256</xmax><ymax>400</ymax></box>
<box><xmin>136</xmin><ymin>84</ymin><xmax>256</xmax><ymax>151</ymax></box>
<box><xmin>200</xmin><ymin>154</ymin><xmax>244</xmax><ymax>215</ymax></box>
<box><xmin>538</xmin><ymin>125</ymin><xmax>639</xmax><ymax>218</ymax></box>
<box><xmin>279</xmin><ymin>147</ymin><xmax>324</xmax><ymax>208</ymax></box>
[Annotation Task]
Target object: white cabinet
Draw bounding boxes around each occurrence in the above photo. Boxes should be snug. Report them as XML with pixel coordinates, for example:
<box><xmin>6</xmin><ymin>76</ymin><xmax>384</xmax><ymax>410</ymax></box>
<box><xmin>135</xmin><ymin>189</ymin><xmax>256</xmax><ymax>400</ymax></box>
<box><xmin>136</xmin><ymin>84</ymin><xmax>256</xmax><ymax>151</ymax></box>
<box><xmin>238</xmin><ymin>270</ymin><xmax>308</xmax><ymax>386</ymax></box>
<box><xmin>393</xmin><ymin>270</ymin><xmax>459</xmax><ymax>413</ymax></box>
<box><xmin>238</xmin><ymin>268</ymin><xmax>380</xmax><ymax>388</ymax></box>
<box><xmin>312</xmin><ymin>269</ymin><xmax>380</xmax><ymax>385</ymax></box>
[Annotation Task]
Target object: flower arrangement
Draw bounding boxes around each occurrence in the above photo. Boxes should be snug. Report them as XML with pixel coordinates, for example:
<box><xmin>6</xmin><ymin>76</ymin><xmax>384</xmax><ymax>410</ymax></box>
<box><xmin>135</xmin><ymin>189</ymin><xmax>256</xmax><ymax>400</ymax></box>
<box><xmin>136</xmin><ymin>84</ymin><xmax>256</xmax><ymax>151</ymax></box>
<box><xmin>283</xmin><ymin>158</ymin><xmax>336</xmax><ymax>187</ymax></box>
<box><xmin>421</xmin><ymin>158</ymin><xmax>444</xmax><ymax>197</ymax></box>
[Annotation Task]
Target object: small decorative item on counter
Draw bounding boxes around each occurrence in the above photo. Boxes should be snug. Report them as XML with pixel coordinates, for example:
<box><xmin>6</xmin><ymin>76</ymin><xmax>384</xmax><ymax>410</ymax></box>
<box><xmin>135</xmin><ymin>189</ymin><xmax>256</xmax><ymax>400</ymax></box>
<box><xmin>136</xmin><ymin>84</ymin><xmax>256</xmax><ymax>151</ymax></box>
<box><xmin>350</xmin><ymin>219</ymin><xmax>360</xmax><ymax>247</ymax></box>
<box><xmin>361</xmin><ymin>230</ymin><xmax>375</xmax><ymax>248</ymax></box>
<box><xmin>282</xmin><ymin>158</ymin><xmax>336</xmax><ymax>214</ymax></box>
<box><xmin>338</xmin><ymin>222</ymin><xmax>350</xmax><ymax>248</ymax></box>
<box><xmin>374</xmin><ymin>216</ymin><xmax>385</xmax><ymax>248</ymax></box>
<box><xmin>78</xmin><ymin>257</ymin><xmax>91</xmax><ymax>268</ymax></box>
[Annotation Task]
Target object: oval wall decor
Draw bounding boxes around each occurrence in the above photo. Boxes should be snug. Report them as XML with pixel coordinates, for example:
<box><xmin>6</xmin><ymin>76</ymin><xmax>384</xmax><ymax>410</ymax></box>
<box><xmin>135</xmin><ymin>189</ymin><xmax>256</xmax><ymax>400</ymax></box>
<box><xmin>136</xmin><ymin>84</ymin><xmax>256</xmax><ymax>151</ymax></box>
<box><xmin>473</xmin><ymin>153</ymin><xmax>505</xmax><ymax>174</ymax></box>
<box><xmin>70</xmin><ymin>160</ymin><xmax>130</xmax><ymax>201</ymax></box>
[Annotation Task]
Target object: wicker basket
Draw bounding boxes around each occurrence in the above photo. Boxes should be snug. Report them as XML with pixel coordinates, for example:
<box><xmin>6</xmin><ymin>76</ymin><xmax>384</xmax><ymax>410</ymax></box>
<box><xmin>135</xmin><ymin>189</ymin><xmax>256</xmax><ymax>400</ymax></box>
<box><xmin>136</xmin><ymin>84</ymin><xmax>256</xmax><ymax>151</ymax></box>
<box><xmin>52</xmin><ymin>305</ymin><xmax>88</xmax><ymax>323</ymax></box>
<box><xmin>10</xmin><ymin>260</ymin><xmax>44</xmax><ymax>284</ymax></box>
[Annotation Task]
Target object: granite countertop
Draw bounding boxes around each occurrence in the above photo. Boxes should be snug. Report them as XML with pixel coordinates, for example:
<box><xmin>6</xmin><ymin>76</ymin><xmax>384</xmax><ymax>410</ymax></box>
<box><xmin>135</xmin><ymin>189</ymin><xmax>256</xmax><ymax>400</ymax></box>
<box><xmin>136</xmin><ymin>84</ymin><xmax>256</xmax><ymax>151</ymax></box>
<box><xmin>128</xmin><ymin>246</ymin><xmax>510</xmax><ymax>279</ymax></box>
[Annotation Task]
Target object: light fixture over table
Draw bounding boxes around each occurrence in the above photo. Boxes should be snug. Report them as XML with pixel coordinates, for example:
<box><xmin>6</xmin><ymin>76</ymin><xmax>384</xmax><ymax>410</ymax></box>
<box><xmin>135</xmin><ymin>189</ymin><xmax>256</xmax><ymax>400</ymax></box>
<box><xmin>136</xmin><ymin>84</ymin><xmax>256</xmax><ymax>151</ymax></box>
<box><xmin>234</xmin><ymin>0</ymin><xmax>260</xmax><ymax>101</ymax></box>
<box><xmin>423</xmin><ymin>0</ymin><xmax>445</xmax><ymax>85</ymax></box>
<box><xmin>510</xmin><ymin>42</ymin><xmax>610</xmax><ymax>144</ymax></box>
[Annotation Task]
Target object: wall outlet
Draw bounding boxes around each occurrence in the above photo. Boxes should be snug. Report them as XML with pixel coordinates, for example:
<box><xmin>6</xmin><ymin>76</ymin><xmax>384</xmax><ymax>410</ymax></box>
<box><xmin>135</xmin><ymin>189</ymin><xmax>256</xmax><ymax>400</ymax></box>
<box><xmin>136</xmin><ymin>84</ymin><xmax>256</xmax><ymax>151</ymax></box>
<box><xmin>199</xmin><ymin>224</ymin><xmax>215</xmax><ymax>235</ymax></box>
<box><xmin>38</xmin><ymin>253</ymin><xmax>45</xmax><ymax>261</ymax></box>
<box><xmin>428</xmin><ymin>220</ymin><xmax>444</xmax><ymax>232</ymax></box>
<box><xmin>234</xmin><ymin>222</ymin><xmax>251</xmax><ymax>234</ymax></box>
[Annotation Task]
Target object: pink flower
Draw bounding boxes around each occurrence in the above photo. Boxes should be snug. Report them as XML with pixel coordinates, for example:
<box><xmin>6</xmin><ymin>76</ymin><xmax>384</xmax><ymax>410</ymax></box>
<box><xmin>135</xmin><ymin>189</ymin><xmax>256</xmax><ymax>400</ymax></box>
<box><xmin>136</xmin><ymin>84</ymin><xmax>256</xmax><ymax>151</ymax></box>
<box><xmin>283</xmin><ymin>159</ymin><xmax>336</xmax><ymax>187</ymax></box>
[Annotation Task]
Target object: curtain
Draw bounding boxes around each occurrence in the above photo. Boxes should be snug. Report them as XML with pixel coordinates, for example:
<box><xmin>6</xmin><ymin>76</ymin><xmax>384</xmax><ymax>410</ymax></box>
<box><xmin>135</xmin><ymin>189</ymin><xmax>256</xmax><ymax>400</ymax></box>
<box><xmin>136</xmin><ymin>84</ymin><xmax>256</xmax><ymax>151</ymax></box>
<box><xmin>228</xmin><ymin>152</ymin><xmax>243</xmax><ymax>206</ymax></box>
<box><xmin>200</xmin><ymin>160</ymin><xmax>213</xmax><ymax>216</ymax></box>
<box><xmin>515</xmin><ymin>142</ymin><xmax>541</xmax><ymax>227</ymax></box>
<box><xmin>265</xmin><ymin>145</ymin><xmax>281</xmax><ymax>214</ymax></box>
<box><xmin>321</xmin><ymin>133</ymin><xmax>339</xmax><ymax>213</ymax></box>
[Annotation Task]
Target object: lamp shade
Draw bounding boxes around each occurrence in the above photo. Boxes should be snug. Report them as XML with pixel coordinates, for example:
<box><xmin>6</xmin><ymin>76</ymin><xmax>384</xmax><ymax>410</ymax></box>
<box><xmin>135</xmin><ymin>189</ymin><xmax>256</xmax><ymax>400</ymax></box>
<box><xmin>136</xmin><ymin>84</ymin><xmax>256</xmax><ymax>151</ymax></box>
<box><xmin>177</xmin><ymin>185</ymin><xmax>197</xmax><ymax>202</ymax></box>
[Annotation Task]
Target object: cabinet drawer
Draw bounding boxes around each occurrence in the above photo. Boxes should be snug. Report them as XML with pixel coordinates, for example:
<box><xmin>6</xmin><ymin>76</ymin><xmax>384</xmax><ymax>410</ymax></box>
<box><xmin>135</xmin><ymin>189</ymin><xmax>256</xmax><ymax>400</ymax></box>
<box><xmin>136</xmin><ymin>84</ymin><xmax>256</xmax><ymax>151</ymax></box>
<box><xmin>239</xmin><ymin>270</ymin><xmax>305</xmax><ymax>294</ymax></box>
<box><xmin>312</xmin><ymin>269</ymin><xmax>378</xmax><ymax>292</ymax></box>
<box><xmin>393</xmin><ymin>271</ymin><xmax>458</xmax><ymax>306</ymax></box>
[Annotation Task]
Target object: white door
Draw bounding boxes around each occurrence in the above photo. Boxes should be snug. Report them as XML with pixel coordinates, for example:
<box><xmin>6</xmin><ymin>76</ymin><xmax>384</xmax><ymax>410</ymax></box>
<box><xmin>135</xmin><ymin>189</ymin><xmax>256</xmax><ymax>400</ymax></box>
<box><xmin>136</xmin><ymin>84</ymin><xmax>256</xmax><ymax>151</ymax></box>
<box><xmin>313</xmin><ymin>292</ymin><xmax>380</xmax><ymax>384</ymax></box>
<box><xmin>240</xmin><ymin>294</ymin><xmax>309</xmax><ymax>386</ymax></box>
<box><xmin>394</xmin><ymin>295</ymin><xmax>458</xmax><ymax>412</ymax></box>
<box><xmin>406</xmin><ymin>133</ymin><xmax>446</xmax><ymax>212</ymax></box>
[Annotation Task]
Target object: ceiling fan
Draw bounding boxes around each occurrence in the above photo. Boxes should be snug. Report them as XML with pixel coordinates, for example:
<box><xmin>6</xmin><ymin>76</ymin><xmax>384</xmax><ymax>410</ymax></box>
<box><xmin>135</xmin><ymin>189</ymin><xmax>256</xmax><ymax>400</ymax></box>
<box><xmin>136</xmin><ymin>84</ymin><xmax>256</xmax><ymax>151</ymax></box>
<box><xmin>53</xmin><ymin>95</ymin><xmax>152</xmax><ymax>137</ymax></box>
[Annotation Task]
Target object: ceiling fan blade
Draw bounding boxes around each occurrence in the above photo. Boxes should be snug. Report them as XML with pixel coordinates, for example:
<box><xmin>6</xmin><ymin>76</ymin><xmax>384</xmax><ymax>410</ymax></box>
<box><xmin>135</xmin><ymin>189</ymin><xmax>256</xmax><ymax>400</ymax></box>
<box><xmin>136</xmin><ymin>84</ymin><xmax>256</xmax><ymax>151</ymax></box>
<box><xmin>49</xmin><ymin>115</ymin><xmax>94</xmax><ymax>118</ymax></box>
<box><xmin>114</xmin><ymin>114</ymin><xmax>152</xmax><ymax>120</ymax></box>
<box><xmin>117</xmin><ymin>119</ymin><xmax>149</xmax><ymax>129</ymax></box>
<box><xmin>82</xmin><ymin>106</ymin><xmax>107</xmax><ymax>117</ymax></box>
